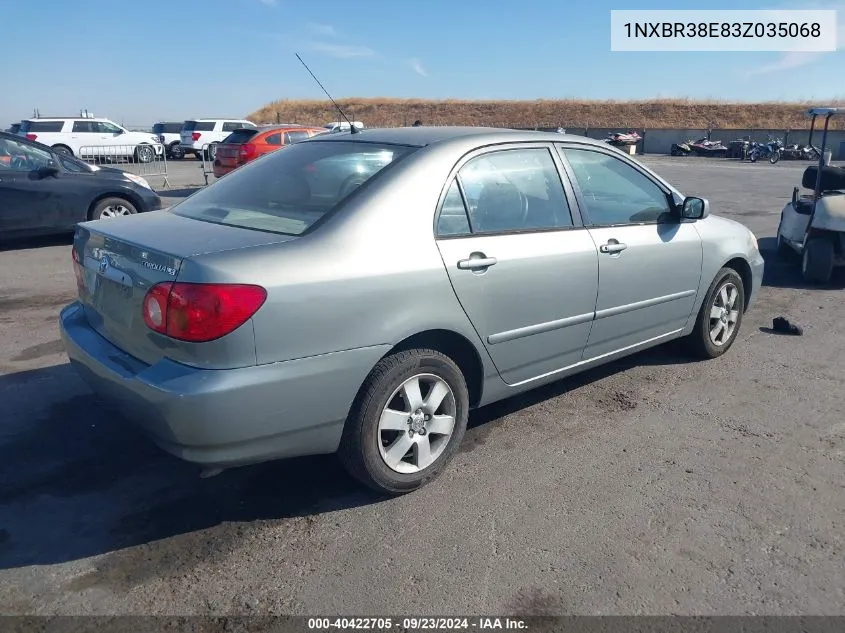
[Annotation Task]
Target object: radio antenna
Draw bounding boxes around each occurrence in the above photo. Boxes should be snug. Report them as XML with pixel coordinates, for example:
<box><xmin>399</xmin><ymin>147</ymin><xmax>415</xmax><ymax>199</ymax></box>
<box><xmin>295</xmin><ymin>53</ymin><xmax>358</xmax><ymax>134</ymax></box>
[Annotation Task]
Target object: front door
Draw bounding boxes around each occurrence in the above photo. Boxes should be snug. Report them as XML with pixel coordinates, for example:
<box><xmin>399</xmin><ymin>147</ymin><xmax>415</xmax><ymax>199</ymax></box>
<box><xmin>558</xmin><ymin>145</ymin><xmax>703</xmax><ymax>360</ymax></box>
<box><xmin>0</xmin><ymin>137</ymin><xmax>65</xmax><ymax>232</ymax></box>
<box><xmin>435</xmin><ymin>145</ymin><xmax>599</xmax><ymax>386</ymax></box>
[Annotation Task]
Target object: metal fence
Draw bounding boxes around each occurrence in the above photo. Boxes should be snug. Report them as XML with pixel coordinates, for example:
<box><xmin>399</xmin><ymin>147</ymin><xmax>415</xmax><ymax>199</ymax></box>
<box><xmin>78</xmin><ymin>143</ymin><xmax>170</xmax><ymax>188</ymax></box>
<box><xmin>199</xmin><ymin>142</ymin><xmax>218</xmax><ymax>186</ymax></box>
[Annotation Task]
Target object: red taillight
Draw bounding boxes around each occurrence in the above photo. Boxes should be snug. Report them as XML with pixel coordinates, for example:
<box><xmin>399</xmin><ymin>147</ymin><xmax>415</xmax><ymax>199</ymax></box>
<box><xmin>26</xmin><ymin>133</ymin><xmax>37</xmax><ymax>141</ymax></box>
<box><xmin>192</xmin><ymin>132</ymin><xmax>201</xmax><ymax>142</ymax></box>
<box><xmin>142</xmin><ymin>282</ymin><xmax>267</xmax><ymax>343</ymax></box>
<box><xmin>71</xmin><ymin>248</ymin><xmax>84</xmax><ymax>294</ymax></box>
<box><xmin>238</xmin><ymin>143</ymin><xmax>256</xmax><ymax>161</ymax></box>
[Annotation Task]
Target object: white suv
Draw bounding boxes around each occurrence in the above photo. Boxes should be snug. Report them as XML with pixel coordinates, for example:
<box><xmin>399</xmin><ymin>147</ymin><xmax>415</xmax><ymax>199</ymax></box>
<box><xmin>18</xmin><ymin>116</ymin><xmax>163</xmax><ymax>163</ymax></box>
<box><xmin>180</xmin><ymin>119</ymin><xmax>256</xmax><ymax>160</ymax></box>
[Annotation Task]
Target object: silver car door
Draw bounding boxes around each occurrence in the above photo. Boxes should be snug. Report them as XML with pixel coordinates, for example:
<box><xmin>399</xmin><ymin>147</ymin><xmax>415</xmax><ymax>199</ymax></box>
<box><xmin>435</xmin><ymin>144</ymin><xmax>599</xmax><ymax>386</ymax></box>
<box><xmin>557</xmin><ymin>144</ymin><xmax>703</xmax><ymax>360</ymax></box>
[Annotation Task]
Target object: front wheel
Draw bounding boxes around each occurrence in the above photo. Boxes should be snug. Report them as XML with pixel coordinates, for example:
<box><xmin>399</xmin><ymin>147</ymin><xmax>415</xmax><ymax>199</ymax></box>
<box><xmin>135</xmin><ymin>144</ymin><xmax>154</xmax><ymax>163</ymax></box>
<box><xmin>683</xmin><ymin>268</ymin><xmax>745</xmax><ymax>359</ymax></box>
<box><xmin>168</xmin><ymin>143</ymin><xmax>185</xmax><ymax>160</ymax></box>
<box><xmin>802</xmin><ymin>237</ymin><xmax>834</xmax><ymax>284</ymax></box>
<box><xmin>749</xmin><ymin>151</ymin><xmax>759</xmax><ymax>163</ymax></box>
<box><xmin>770</xmin><ymin>150</ymin><xmax>781</xmax><ymax>164</ymax></box>
<box><xmin>90</xmin><ymin>197</ymin><xmax>138</xmax><ymax>220</ymax></box>
<box><xmin>338</xmin><ymin>349</ymin><xmax>470</xmax><ymax>495</ymax></box>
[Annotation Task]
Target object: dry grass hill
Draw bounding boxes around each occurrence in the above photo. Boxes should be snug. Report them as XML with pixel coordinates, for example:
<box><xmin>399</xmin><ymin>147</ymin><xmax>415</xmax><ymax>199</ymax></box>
<box><xmin>249</xmin><ymin>98</ymin><xmax>845</xmax><ymax>130</ymax></box>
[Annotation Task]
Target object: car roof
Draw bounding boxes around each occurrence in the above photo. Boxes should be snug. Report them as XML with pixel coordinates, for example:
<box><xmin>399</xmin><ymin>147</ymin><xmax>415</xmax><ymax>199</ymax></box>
<box><xmin>307</xmin><ymin>125</ymin><xmax>604</xmax><ymax>148</ymax></box>
<box><xmin>188</xmin><ymin>118</ymin><xmax>253</xmax><ymax>122</ymax></box>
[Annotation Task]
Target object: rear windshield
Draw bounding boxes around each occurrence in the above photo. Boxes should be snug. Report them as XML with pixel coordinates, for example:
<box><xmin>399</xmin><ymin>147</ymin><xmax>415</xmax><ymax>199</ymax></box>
<box><xmin>20</xmin><ymin>120</ymin><xmax>64</xmax><ymax>133</ymax></box>
<box><xmin>221</xmin><ymin>129</ymin><xmax>259</xmax><ymax>144</ymax></box>
<box><xmin>172</xmin><ymin>141</ymin><xmax>416</xmax><ymax>236</ymax></box>
<box><xmin>183</xmin><ymin>121</ymin><xmax>215</xmax><ymax>132</ymax></box>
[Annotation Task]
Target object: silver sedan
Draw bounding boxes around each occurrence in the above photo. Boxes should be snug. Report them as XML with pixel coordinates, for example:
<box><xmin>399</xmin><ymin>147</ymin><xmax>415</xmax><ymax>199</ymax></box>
<box><xmin>59</xmin><ymin>127</ymin><xmax>764</xmax><ymax>495</ymax></box>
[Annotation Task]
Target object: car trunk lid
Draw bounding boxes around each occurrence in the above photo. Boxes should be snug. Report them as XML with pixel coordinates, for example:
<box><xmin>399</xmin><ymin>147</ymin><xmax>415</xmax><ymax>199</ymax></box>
<box><xmin>73</xmin><ymin>211</ymin><xmax>295</xmax><ymax>366</ymax></box>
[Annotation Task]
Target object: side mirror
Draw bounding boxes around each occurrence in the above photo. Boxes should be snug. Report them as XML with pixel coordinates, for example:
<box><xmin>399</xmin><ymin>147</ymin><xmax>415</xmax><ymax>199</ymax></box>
<box><xmin>38</xmin><ymin>164</ymin><xmax>60</xmax><ymax>179</ymax></box>
<box><xmin>681</xmin><ymin>196</ymin><xmax>709</xmax><ymax>220</ymax></box>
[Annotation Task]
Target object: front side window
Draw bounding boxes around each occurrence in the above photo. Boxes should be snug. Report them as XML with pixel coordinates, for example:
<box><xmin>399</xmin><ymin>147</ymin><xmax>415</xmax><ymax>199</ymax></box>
<box><xmin>456</xmin><ymin>148</ymin><xmax>574</xmax><ymax>233</ymax></box>
<box><xmin>172</xmin><ymin>141</ymin><xmax>416</xmax><ymax>236</ymax></box>
<box><xmin>97</xmin><ymin>121</ymin><xmax>123</xmax><ymax>134</ymax></box>
<box><xmin>0</xmin><ymin>137</ymin><xmax>54</xmax><ymax>171</ymax></box>
<box><xmin>561</xmin><ymin>148</ymin><xmax>673</xmax><ymax>225</ymax></box>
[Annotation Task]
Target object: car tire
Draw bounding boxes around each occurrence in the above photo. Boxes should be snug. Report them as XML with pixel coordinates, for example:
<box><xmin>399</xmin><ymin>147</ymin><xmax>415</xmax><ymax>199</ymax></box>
<box><xmin>135</xmin><ymin>144</ymin><xmax>154</xmax><ymax>164</ymax></box>
<box><xmin>168</xmin><ymin>143</ymin><xmax>185</xmax><ymax>160</ymax></box>
<box><xmin>801</xmin><ymin>237</ymin><xmax>834</xmax><ymax>284</ymax></box>
<box><xmin>338</xmin><ymin>348</ymin><xmax>470</xmax><ymax>496</ymax></box>
<box><xmin>52</xmin><ymin>145</ymin><xmax>73</xmax><ymax>157</ymax></box>
<box><xmin>683</xmin><ymin>267</ymin><xmax>745</xmax><ymax>360</ymax></box>
<box><xmin>90</xmin><ymin>197</ymin><xmax>138</xmax><ymax>221</ymax></box>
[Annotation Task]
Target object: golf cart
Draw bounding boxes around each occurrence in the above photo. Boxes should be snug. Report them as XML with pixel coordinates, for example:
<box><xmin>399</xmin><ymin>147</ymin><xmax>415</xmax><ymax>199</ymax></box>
<box><xmin>776</xmin><ymin>107</ymin><xmax>845</xmax><ymax>284</ymax></box>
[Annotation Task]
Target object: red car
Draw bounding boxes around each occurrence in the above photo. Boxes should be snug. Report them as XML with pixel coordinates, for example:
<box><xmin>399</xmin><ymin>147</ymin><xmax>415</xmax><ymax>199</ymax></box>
<box><xmin>213</xmin><ymin>125</ymin><xmax>327</xmax><ymax>178</ymax></box>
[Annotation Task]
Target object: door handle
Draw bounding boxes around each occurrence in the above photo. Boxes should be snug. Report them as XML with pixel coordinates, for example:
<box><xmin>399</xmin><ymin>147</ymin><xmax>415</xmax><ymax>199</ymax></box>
<box><xmin>457</xmin><ymin>255</ymin><xmax>497</xmax><ymax>270</ymax></box>
<box><xmin>599</xmin><ymin>241</ymin><xmax>627</xmax><ymax>254</ymax></box>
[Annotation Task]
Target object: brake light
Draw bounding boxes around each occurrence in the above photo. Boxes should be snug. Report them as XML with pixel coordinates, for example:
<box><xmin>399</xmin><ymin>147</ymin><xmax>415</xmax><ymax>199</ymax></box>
<box><xmin>239</xmin><ymin>143</ymin><xmax>256</xmax><ymax>161</ymax></box>
<box><xmin>71</xmin><ymin>248</ymin><xmax>84</xmax><ymax>295</ymax></box>
<box><xmin>142</xmin><ymin>282</ymin><xmax>267</xmax><ymax>342</ymax></box>
<box><xmin>192</xmin><ymin>132</ymin><xmax>201</xmax><ymax>142</ymax></box>
<box><xmin>26</xmin><ymin>134</ymin><xmax>37</xmax><ymax>141</ymax></box>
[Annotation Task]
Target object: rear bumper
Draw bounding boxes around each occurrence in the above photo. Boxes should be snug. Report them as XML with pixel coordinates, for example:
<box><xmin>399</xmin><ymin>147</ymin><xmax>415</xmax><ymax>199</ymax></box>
<box><xmin>59</xmin><ymin>301</ymin><xmax>390</xmax><ymax>468</ymax></box>
<box><xmin>212</xmin><ymin>162</ymin><xmax>236</xmax><ymax>178</ymax></box>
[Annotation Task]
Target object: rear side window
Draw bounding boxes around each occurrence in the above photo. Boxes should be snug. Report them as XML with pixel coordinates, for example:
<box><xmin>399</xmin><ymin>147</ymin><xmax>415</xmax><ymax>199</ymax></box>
<box><xmin>172</xmin><ymin>141</ymin><xmax>416</xmax><ymax>236</ymax></box>
<box><xmin>436</xmin><ymin>180</ymin><xmax>472</xmax><ymax>236</ymax></box>
<box><xmin>265</xmin><ymin>132</ymin><xmax>282</xmax><ymax>146</ymax></box>
<box><xmin>21</xmin><ymin>120</ymin><xmax>64</xmax><ymax>133</ymax></box>
<box><xmin>284</xmin><ymin>131</ymin><xmax>310</xmax><ymax>144</ymax></box>
<box><xmin>72</xmin><ymin>121</ymin><xmax>97</xmax><ymax>133</ymax></box>
<box><xmin>222</xmin><ymin>129</ymin><xmax>259</xmax><ymax>144</ymax></box>
<box><xmin>163</xmin><ymin>122</ymin><xmax>182</xmax><ymax>134</ymax></box>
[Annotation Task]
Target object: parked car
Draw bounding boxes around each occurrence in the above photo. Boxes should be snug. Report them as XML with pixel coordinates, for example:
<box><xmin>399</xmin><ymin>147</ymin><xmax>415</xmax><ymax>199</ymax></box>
<box><xmin>325</xmin><ymin>120</ymin><xmax>365</xmax><ymax>133</ymax></box>
<box><xmin>59</xmin><ymin>127</ymin><xmax>763</xmax><ymax>496</ymax></box>
<box><xmin>213</xmin><ymin>125</ymin><xmax>327</xmax><ymax>178</ymax></box>
<box><xmin>179</xmin><ymin>119</ymin><xmax>256</xmax><ymax>160</ymax></box>
<box><xmin>152</xmin><ymin>122</ymin><xmax>186</xmax><ymax>159</ymax></box>
<box><xmin>18</xmin><ymin>115</ymin><xmax>163</xmax><ymax>162</ymax></box>
<box><xmin>0</xmin><ymin>131</ymin><xmax>161</xmax><ymax>238</ymax></box>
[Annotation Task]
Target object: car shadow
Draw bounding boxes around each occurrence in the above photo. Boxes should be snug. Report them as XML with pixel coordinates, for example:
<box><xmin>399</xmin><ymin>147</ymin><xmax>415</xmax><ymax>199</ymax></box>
<box><xmin>0</xmin><ymin>233</ymin><xmax>73</xmax><ymax>252</ymax></box>
<box><xmin>156</xmin><ymin>186</ymin><xmax>203</xmax><ymax>200</ymax></box>
<box><xmin>0</xmin><ymin>341</ymin><xmax>691</xmax><ymax>570</ymax></box>
<box><xmin>758</xmin><ymin>236</ymin><xmax>845</xmax><ymax>290</ymax></box>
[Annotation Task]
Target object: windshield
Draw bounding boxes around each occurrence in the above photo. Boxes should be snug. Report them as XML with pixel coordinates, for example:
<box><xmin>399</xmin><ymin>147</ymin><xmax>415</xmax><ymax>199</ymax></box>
<box><xmin>172</xmin><ymin>141</ymin><xmax>416</xmax><ymax>236</ymax></box>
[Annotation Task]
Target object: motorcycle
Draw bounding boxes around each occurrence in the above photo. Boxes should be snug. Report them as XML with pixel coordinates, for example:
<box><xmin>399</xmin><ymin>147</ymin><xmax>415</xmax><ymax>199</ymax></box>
<box><xmin>779</xmin><ymin>143</ymin><xmax>821</xmax><ymax>161</ymax></box>
<box><xmin>749</xmin><ymin>138</ymin><xmax>783</xmax><ymax>164</ymax></box>
<box><xmin>605</xmin><ymin>131</ymin><xmax>641</xmax><ymax>147</ymax></box>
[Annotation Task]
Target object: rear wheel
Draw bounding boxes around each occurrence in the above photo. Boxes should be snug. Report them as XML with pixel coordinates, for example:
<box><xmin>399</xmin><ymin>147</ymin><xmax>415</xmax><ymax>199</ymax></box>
<box><xmin>683</xmin><ymin>268</ymin><xmax>745</xmax><ymax>359</ymax></box>
<box><xmin>52</xmin><ymin>144</ymin><xmax>73</xmax><ymax>157</ymax></box>
<box><xmin>168</xmin><ymin>142</ymin><xmax>184</xmax><ymax>160</ymax></box>
<box><xmin>90</xmin><ymin>197</ymin><xmax>138</xmax><ymax>221</ymax></box>
<box><xmin>770</xmin><ymin>150</ymin><xmax>781</xmax><ymax>164</ymax></box>
<box><xmin>338</xmin><ymin>349</ymin><xmax>469</xmax><ymax>495</ymax></box>
<box><xmin>802</xmin><ymin>237</ymin><xmax>834</xmax><ymax>284</ymax></box>
<box><xmin>749</xmin><ymin>150</ymin><xmax>759</xmax><ymax>163</ymax></box>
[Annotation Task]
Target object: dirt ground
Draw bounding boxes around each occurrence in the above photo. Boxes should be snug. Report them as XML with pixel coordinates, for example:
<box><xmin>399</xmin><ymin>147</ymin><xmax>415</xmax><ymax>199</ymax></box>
<box><xmin>0</xmin><ymin>156</ymin><xmax>843</xmax><ymax>616</ymax></box>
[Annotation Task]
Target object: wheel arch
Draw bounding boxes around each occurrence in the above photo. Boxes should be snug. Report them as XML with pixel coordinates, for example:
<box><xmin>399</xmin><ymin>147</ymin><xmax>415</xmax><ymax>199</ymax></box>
<box><xmin>379</xmin><ymin>329</ymin><xmax>486</xmax><ymax>409</ymax></box>
<box><xmin>86</xmin><ymin>191</ymin><xmax>142</xmax><ymax>221</ymax></box>
<box><xmin>721</xmin><ymin>256</ymin><xmax>753</xmax><ymax>311</ymax></box>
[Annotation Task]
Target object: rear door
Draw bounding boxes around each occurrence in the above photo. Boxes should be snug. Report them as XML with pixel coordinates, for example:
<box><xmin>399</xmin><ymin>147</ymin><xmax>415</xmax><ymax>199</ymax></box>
<box><xmin>434</xmin><ymin>144</ymin><xmax>599</xmax><ymax>386</ymax></box>
<box><xmin>557</xmin><ymin>144</ymin><xmax>703</xmax><ymax>359</ymax></box>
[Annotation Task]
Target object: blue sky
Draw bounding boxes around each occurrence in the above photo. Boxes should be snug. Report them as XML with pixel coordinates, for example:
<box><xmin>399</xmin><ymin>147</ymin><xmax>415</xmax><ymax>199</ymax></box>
<box><xmin>2</xmin><ymin>0</ymin><xmax>844</xmax><ymax>128</ymax></box>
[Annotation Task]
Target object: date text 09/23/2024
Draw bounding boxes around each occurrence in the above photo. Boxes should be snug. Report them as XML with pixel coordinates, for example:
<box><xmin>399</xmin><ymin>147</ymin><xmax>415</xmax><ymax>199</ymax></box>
<box><xmin>307</xmin><ymin>617</ymin><xmax>528</xmax><ymax>630</ymax></box>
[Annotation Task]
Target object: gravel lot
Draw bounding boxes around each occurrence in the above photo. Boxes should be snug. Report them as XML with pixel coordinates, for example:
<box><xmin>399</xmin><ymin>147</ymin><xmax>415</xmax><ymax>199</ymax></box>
<box><xmin>0</xmin><ymin>156</ymin><xmax>843</xmax><ymax>616</ymax></box>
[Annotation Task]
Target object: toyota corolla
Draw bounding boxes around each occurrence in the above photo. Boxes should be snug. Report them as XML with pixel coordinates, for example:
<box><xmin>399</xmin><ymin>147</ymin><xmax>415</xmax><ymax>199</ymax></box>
<box><xmin>59</xmin><ymin>127</ymin><xmax>764</xmax><ymax>495</ymax></box>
